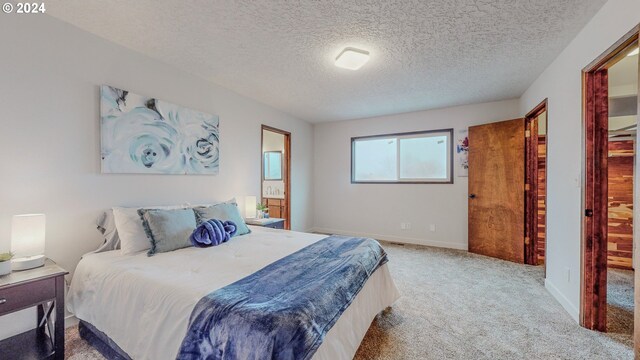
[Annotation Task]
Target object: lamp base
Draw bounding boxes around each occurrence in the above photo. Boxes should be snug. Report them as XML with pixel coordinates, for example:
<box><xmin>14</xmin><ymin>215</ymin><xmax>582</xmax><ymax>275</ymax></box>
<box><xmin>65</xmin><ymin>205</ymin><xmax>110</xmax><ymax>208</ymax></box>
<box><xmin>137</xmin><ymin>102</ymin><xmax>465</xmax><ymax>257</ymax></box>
<box><xmin>12</xmin><ymin>255</ymin><xmax>45</xmax><ymax>271</ymax></box>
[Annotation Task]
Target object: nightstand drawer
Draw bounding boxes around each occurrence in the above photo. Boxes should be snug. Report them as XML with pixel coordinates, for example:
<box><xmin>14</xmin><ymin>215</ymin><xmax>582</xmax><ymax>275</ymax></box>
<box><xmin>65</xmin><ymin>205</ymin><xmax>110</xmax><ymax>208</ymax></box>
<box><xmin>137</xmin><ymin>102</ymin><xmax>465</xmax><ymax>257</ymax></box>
<box><xmin>0</xmin><ymin>278</ymin><xmax>55</xmax><ymax>315</ymax></box>
<box><xmin>264</xmin><ymin>220</ymin><xmax>285</xmax><ymax>229</ymax></box>
<box><xmin>265</xmin><ymin>198</ymin><xmax>283</xmax><ymax>206</ymax></box>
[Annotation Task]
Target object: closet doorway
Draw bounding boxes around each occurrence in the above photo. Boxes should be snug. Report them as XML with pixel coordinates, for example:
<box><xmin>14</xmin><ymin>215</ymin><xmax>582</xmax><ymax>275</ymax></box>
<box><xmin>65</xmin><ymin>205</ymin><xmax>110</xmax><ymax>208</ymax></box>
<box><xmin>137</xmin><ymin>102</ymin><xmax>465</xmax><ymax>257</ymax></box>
<box><xmin>581</xmin><ymin>26</ymin><xmax>638</xmax><ymax>349</ymax></box>
<box><xmin>524</xmin><ymin>100</ymin><xmax>548</xmax><ymax>270</ymax></box>
<box><xmin>261</xmin><ymin>125</ymin><xmax>291</xmax><ymax>229</ymax></box>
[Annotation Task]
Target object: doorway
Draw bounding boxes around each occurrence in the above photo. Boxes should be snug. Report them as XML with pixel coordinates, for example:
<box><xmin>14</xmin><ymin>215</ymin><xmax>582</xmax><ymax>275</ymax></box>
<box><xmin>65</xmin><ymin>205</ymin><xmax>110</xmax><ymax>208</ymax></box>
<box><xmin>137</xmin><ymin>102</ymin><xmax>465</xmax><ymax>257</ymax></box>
<box><xmin>524</xmin><ymin>100</ymin><xmax>548</xmax><ymax>269</ymax></box>
<box><xmin>581</xmin><ymin>27</ymin><xmax>638</xmax><ymax>343</ymax></box>
<box><xmin>261</xmin><ymin>125</ymin><xmax>291</xmax><ymax>229</ymax></box>
<box><xmin>467</xmin><ymin>111</ymin><xmax>548</xmax><ymax>267</ymax></box>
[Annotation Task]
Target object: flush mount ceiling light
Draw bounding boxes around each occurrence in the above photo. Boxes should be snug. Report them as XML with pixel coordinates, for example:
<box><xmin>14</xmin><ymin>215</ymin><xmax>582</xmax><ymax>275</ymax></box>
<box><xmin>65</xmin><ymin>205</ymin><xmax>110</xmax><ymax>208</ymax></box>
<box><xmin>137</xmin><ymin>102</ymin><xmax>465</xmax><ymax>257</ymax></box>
<box><xmin>627</xmin><ymin>47</ymin><xmax>639</xmax><ymax>57</ymax></box>
<box><xmin>335</xmin><ymin>47</ymin><xmax>370</xmax><ymax>70</ymax></box>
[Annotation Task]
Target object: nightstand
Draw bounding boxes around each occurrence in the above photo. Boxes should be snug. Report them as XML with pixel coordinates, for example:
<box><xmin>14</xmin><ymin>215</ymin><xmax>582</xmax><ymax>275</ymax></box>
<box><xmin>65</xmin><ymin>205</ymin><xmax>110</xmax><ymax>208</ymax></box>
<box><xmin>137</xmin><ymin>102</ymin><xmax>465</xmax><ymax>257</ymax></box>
<box><xmin>246</xmin><ymin>218</ymin><xmax>286</xmax><ymax>229</ymax></box>
<box><xmin>0</xmin><ymin>260</ymin><xmax>68</xmax><ymax>360</ymax></box>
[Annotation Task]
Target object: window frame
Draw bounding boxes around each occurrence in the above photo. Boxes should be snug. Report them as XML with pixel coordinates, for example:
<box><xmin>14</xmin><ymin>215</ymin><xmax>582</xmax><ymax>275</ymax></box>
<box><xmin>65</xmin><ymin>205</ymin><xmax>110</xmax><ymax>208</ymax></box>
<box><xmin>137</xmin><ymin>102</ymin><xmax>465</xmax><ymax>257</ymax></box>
<box><xmin>350</xmin><ymin>128</ymin><xmax>454</xmax><ymax>184</ymax></box>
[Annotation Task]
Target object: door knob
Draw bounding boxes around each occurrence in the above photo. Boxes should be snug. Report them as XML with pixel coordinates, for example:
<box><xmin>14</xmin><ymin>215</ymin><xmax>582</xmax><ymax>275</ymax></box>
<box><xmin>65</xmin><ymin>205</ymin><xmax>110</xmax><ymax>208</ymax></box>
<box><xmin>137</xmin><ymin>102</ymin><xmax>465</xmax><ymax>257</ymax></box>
<box><xmin>469</xmin><ymin>194</ymin><xmax>476</xmax><ymax>199</ymax></box>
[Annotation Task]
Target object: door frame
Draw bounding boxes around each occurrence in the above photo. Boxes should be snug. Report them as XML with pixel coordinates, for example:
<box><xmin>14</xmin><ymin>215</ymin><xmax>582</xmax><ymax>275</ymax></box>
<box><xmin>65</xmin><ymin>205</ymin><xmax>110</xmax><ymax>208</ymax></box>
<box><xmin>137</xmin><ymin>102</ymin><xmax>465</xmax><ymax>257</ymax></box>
<box><xmin>524</xmin><ymin>99</ymin><xmax>548</xmax><ymax>270</ymax></box>
<box><xmin>261</xmin><ymin>125</ymin><xmax>292</xmax><ymax>230</ymax></box>
<box><xmin>580</xmin><ymin>26</ymin><xmax>639</xmax><ymax>332</ymax></box>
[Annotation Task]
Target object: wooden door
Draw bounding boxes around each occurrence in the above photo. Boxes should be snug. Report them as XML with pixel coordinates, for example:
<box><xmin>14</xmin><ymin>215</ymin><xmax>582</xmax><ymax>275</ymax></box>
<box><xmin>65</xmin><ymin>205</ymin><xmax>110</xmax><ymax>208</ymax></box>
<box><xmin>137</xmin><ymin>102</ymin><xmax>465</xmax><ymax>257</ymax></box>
<box><xmin>524</xmin><ymin>100</ymin><xmax>548</xmax><ymax>266</ymax></box>
<box><xmin>524</xmin><ymin>114</ymin><xmax>540</xmax><ymax>265</ymax></box>
<box><xmin>468</xmin><ymin>118</ymin><xmax>525</xmax><ymax>263</ymax></box>
<box><xmin>583</xmin><ymin>69</ymin><xmax>609</xmax><ymax>331</ymax></box>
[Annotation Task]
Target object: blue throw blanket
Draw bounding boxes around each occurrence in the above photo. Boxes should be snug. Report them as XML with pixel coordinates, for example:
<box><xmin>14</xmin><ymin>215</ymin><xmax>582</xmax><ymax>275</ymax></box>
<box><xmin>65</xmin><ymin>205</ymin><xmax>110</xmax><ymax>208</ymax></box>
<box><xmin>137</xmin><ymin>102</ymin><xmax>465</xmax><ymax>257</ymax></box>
<box><xmin>177</xmin><ymin>236</ymin><xmax>388</xmax><ymax>360</ymax></box>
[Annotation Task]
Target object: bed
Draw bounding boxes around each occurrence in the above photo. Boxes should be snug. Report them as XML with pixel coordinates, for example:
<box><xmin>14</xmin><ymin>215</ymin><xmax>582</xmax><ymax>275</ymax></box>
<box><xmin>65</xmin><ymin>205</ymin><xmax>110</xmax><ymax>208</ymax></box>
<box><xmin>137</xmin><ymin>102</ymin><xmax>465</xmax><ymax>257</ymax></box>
<box><xmin>68</xmin><ymin>226</ymin><xmax>400</xmax><ymax>359</ymax></box>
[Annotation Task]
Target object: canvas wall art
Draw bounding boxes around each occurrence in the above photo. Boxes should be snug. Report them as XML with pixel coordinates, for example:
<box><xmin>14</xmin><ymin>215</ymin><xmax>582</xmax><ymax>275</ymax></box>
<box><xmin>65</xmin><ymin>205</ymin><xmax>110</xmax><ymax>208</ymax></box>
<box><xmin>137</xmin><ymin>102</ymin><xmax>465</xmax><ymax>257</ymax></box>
<box><xmin>100</xmin><ymin>85</ymin><xmax>219</xmax><ymax>174</ymax></box>
<box><xmin>456</xmin><ymin>129</ymin><xmax>469</xmax><ymax>177</ymax></box>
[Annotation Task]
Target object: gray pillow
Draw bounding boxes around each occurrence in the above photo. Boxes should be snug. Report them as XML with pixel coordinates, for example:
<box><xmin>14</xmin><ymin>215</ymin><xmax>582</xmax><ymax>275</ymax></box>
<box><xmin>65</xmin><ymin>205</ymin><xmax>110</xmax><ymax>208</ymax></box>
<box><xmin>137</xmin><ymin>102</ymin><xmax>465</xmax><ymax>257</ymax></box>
<box><xmin>139</xmin><ymin>208</ymin><xmax>197</xmax><ymax>256</ymax></box>
<box><xmin>194</xmin><ymin>203</ymin><xmax>251</xmax><ymax>236</ymax></box>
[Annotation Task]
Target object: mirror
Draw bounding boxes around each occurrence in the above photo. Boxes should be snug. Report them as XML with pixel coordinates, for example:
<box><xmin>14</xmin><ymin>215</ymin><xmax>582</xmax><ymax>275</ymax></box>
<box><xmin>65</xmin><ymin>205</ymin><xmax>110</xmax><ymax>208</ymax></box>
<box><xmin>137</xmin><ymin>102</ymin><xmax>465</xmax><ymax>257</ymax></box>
<box><xmin>263</xmin><ymin>151</ymin><xmax>283</xmax><ymax>180</ymax></box>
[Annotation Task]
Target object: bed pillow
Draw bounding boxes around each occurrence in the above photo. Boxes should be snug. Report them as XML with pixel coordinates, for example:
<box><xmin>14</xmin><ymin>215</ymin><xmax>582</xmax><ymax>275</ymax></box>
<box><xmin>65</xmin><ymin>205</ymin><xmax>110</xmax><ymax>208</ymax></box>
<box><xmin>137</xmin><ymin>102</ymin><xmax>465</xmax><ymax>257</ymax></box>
<box><xmin>94</xmin><ymin>210</ymin><xmax>121</xmax><ymax>253</ymax></box>
<box><xmin>139</xmin><ymin>208</ymin><xmax>198</xmax><ymax>256</ymax></box>
<box><xmin>113</xmin><ymin>205</ymin><xmax>187</xmax><ymax>255</ymax></box>
<box><xmin>194</xmin><ymin>203</ymin><xmax>251</xmax><ymax>236</ymax></box>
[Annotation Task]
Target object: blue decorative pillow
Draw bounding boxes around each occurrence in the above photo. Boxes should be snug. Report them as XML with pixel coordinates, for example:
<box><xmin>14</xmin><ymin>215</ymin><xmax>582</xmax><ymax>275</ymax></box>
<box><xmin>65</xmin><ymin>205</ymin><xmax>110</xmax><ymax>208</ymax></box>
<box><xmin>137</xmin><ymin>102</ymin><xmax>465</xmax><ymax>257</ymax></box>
<box><xmin>193</xmin><ymin>203</ymin><xmax>251</xmax><ymax>236</ymax></box>
<box><xmin>138</xmin><ymin>208</ymin><xmax>197</xmax><ymax>256</ymax></box>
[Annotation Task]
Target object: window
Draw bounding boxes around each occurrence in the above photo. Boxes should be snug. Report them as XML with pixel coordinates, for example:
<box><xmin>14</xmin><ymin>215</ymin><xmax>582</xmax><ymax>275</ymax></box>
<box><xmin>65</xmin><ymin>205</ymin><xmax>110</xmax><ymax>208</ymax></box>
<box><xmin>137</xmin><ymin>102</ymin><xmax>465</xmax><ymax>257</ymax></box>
<box><xmin>351</xmin><ymin>129</ymin><xmax>453</xmax><ymax>184</ymax></box>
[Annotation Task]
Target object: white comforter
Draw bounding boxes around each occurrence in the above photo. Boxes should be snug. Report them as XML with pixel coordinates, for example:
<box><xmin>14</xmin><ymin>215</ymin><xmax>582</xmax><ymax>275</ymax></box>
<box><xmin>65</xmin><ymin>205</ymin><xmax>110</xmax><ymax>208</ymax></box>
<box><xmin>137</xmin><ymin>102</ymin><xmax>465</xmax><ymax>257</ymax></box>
<box><xmin>68</xmin><ymin>227</ymin><xmax>399</xmax><ymax>360</ymax></box>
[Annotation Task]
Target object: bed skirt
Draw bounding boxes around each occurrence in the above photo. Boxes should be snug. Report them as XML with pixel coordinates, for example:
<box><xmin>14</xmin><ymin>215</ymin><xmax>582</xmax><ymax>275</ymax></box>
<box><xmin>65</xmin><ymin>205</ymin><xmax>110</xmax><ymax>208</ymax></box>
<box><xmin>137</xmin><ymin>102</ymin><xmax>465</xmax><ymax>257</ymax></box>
<box><xmin>78</xmin><ymin>320</ymin><xmax>132</xmax><ymax>360</ymax></box>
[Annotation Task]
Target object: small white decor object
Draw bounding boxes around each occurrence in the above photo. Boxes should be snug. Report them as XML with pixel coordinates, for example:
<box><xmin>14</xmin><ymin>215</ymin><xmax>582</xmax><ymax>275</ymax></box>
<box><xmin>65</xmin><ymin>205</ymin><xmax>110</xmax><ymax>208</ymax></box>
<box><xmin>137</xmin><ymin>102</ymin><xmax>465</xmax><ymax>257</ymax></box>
<box><xmin>11</xmin><ymin>214</ymin><xmax>46</xmax><ymax>271</ymax></box>
<box><xmin>0</xmin><ymin>252</ymin><xmax>13</xmax><ymax>276</ymax></box>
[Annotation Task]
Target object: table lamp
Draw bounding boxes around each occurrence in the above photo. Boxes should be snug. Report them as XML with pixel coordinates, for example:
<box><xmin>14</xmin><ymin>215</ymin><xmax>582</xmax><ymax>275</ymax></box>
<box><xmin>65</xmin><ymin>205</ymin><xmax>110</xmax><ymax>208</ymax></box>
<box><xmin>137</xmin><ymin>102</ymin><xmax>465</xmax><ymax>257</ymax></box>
<box><xmin>245</xmin><ymin>196</ymin><xmax>257</xmax><ymax>219</ymax></box>
<box><xmin>11</xmin><ymin>214</ymin><xmax>46</xmax><ymax>270</ymax></box>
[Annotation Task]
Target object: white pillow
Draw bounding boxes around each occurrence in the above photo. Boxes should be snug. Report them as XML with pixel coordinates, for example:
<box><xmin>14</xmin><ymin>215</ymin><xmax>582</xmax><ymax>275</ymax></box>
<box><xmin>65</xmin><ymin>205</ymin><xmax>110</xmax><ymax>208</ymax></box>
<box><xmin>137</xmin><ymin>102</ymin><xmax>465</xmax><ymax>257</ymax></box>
<box><xmin>113</xmin><ymin>205</ymin><xmax>188</xmax><ymax>255</ymax></box>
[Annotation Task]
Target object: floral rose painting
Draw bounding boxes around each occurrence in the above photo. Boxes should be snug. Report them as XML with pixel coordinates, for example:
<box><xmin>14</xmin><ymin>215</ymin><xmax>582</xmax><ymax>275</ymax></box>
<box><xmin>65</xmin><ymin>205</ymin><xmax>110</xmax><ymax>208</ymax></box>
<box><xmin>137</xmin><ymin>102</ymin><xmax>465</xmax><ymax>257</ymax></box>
<box><xmin>100</xmin><ymin>85</ymin><xmax>219</xmax><ymax>174</ymax></box>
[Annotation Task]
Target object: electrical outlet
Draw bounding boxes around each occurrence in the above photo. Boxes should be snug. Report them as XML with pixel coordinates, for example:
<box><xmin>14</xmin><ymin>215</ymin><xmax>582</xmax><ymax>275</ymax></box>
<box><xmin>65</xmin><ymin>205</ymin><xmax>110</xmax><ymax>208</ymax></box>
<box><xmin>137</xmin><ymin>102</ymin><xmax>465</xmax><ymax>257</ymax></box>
<box><xmin>429</xmin><ymin>224</ymin><xmax>436</xmax><ymax>232</ymax></box>
<box><xmin>566</xmin><ymin>268</ymin><xmax>571</xmax><ymax>283</ymax></box>
<box><xmin>400</xmin><ymin>222</ymin><xmax>411</xmax><ymax>230</ymax></box>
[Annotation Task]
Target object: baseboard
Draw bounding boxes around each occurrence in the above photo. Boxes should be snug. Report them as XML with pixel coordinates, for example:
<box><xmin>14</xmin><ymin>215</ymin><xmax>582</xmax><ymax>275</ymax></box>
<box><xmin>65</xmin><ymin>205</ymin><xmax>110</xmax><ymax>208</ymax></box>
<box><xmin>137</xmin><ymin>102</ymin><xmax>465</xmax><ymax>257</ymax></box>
<box><xmin>310</xmin><ymin>227</ymin><xmax>467</xmax><ymax>251</ymax></box>
<box><xmin>65</xmin><ymin>314</ymin><xmax>79</xmax><ymax>328</ymax></box>
<box><xmin>545</xmin><ymin>279</ymin><xmax>579</xmax><ymax>323</ymax></box>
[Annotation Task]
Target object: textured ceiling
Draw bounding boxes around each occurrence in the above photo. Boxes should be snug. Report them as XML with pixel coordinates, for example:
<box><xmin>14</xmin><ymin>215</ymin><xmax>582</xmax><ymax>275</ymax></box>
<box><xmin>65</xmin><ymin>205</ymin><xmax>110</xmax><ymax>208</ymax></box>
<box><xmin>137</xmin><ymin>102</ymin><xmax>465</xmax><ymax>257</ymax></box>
<box><xmin>45</xmin><ymin>0</ymin><xmax>607</xmax><ymax>123</ymax></box>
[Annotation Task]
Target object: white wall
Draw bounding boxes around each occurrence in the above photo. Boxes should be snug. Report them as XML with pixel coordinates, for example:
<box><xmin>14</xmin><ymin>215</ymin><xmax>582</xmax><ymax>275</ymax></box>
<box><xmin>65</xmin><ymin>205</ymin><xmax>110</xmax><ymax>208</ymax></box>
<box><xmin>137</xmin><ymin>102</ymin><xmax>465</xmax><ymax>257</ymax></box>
<box><xmin>519</xmin><ymin>0</ymin><xmax>640</xmax><ymax>321</ymax></box>
<box><xmin>0</xmin><ymin>15</ymin><xmax>313</xmax><ymax>338</ymax></box>
<box><xmin>313</xmin><ymin>99</ymin><xmax>520</xmax><ymax>249</ymax></box>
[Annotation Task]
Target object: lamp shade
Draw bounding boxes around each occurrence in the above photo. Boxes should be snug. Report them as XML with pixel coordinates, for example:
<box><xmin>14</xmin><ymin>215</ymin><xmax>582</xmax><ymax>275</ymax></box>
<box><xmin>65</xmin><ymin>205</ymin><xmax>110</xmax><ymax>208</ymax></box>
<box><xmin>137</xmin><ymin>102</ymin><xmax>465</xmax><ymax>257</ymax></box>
<box><xmin>11</xmin><ymin>214</ymin><xmax>45</xmax><ymax>258</ymax></box>
<box><xmin>244</xmin><ymin>196</ymin><xmax>257</xmax><ymax>219</ymax></box>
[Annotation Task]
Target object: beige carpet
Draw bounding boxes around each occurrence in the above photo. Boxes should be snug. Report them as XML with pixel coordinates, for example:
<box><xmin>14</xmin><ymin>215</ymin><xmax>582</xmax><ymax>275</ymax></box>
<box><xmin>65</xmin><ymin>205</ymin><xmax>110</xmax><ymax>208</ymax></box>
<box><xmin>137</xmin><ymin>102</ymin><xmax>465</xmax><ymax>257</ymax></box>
<box><xmin>608</xmin><ymin>268</ymin><xmax>634</xmax><ymax>342</ymax></box>
<box><xmin>65</xmin><ymin>243</ymin><xmax>633</xmax><ymax>359</ymax></box>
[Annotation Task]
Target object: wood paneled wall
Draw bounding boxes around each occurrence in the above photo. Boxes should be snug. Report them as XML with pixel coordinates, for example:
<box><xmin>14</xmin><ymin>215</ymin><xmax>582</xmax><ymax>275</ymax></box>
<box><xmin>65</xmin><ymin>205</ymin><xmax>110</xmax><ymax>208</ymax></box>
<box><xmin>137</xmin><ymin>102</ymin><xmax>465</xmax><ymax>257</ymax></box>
<box><xmin>607</xmin><ymin>139</ymin><xmax>634</xmax><ymax>270</ymax></box>
<box><xmin>536</xmin><ymin>136</ymin><xmax>546</xmax><ymax>265</ymax></box>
